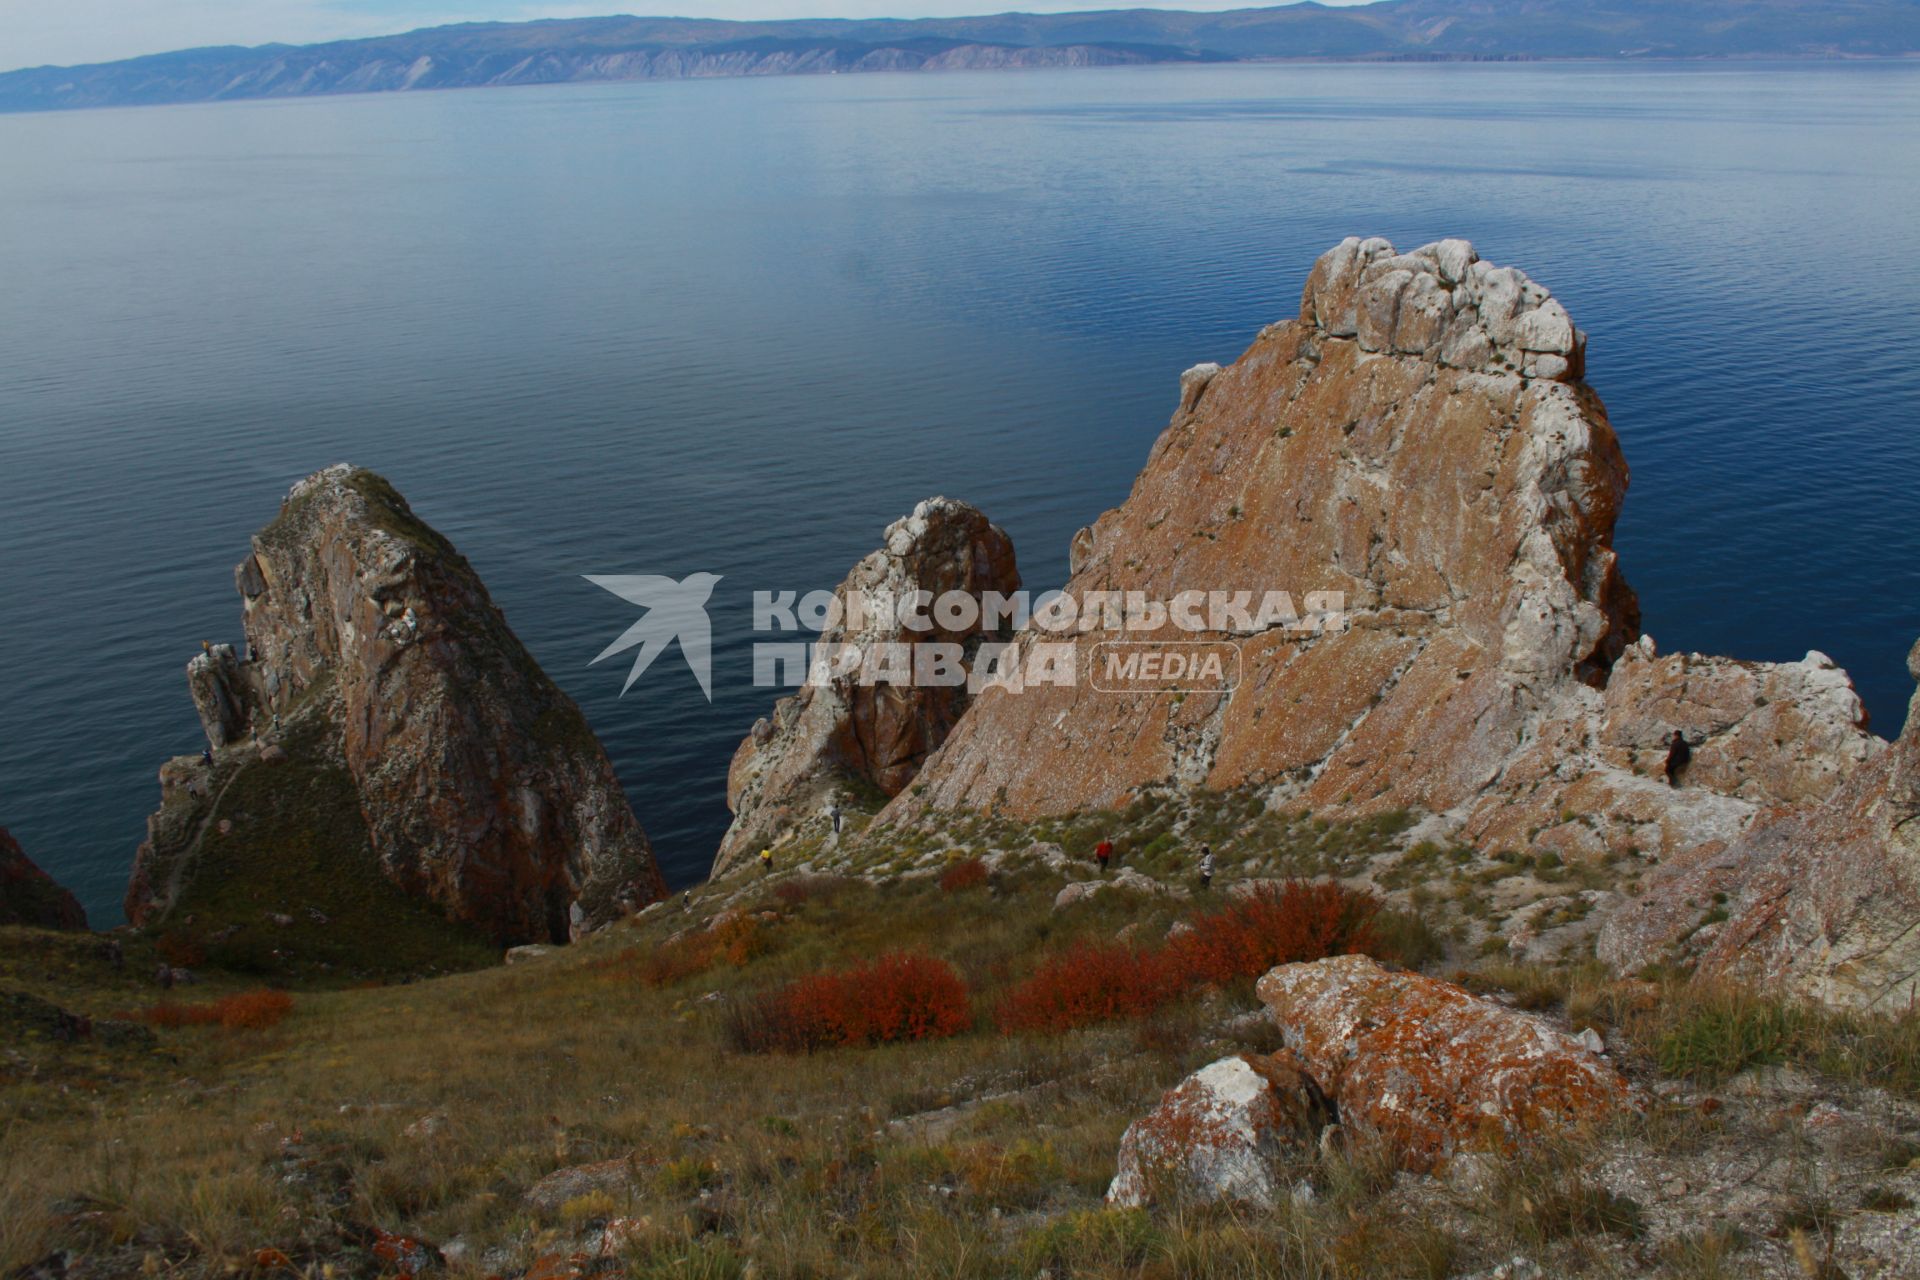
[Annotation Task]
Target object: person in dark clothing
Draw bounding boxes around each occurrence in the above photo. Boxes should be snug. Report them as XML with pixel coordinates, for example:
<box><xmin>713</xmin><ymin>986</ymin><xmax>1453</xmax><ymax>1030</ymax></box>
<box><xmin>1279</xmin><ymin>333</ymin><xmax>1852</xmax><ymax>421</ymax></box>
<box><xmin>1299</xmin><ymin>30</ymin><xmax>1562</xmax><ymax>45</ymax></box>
<box><xmin>1198</xmin><ymin>844</ymin><xmax>1215</xmax><ymax>891</ymax></box>
<box><xmin>1094</xmin><ymin>839</ymin><xmax>1113</xmax><ymax>873</ymax></box>
<box><xmin>1664</xmin><ymin>729</ymin><xmax>1693</xmax><ymax>788</ymax></box>
<box><xmin>202</xmin><ymin>745</ymin><xmax>215</xmax><ymax>767</ymax></box>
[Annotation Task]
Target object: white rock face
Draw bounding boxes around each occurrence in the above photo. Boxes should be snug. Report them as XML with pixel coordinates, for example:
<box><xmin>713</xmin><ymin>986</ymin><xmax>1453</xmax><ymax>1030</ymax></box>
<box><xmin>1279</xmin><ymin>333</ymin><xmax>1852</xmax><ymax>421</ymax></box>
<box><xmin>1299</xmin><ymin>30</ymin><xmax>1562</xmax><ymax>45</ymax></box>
<box><xmin>1299</xmin><ymin>236</ymin><xmax>1590</xmax><ymax>381</ymax></box>
<box><xmin>1179</xmin><ymin>361</ymin><xmax>1222</xmax><ymax>412</ymax></box>
<box><xmin>1107</xmin><ymin>1053</ymin><xmax>1333</xmax><ymax>1208</ymax></box>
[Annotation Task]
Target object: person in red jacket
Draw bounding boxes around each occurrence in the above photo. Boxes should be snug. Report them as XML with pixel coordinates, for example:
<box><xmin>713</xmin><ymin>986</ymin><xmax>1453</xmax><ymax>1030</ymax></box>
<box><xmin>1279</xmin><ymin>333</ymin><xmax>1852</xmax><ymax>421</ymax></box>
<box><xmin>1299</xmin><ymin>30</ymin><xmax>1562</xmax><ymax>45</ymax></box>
<box><xmin>1094</xmin><ymin>839</ymin><xmax>1113</xmax><ymax>873</ymax></box>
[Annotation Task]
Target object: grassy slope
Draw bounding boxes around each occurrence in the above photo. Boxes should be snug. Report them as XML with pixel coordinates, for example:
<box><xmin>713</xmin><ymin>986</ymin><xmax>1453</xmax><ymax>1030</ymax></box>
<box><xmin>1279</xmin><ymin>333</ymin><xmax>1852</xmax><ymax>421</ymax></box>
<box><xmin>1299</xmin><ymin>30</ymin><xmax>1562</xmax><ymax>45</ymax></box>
<box><xmin>145</xmin><ymin>703</ymin><xmax>498</xmax><ymax>983</ymax></box>
<box><xmin>5</xmin><ymin>797</ymin><xmax>1919</xmax><ymax>1279</ymax></box>
<box><xmin>160</xmin><ymin>722</ymin><xmax>498</xmax><ymax>980</ymax></box>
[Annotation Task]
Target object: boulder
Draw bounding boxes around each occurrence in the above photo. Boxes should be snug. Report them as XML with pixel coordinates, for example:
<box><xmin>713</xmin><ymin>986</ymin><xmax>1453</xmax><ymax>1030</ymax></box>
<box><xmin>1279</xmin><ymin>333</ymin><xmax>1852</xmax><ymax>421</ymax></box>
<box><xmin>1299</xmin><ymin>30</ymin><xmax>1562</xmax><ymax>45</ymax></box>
<box><xmin>1052</xmin><ymin>880</ymin><xmax>1106</xmax><ymax>911</ymax></box>
<box><xmin>126</xmin><ymin>465</ymin><xmax>664</xmax><ymax>948</ymax></box>
<box><xmin>1599</xmin><ymin>637</ymin><xmax>1920</xmax><ymax>1012</ymax></box>
<box><xmin>882</xmin><ymin>239</ymin><xmax>1875</xmax><ymax>870</ymax></box>
<box><xmin>523</xmin><ymin>1157</ymin><xmax>637</xmax><ymax>1215</ymax></box>
<box><xmin>0</xmin><ymin>828</ymin><xmax>87</xmax><ymax>931</ymax></box>
<box><xmin>714</xmin><ymin>497</ymin><xmax>1019</xmax><ymax>875</ymax></box>
<box><xmin>1256</xmin><ymin>955</ymin><xmax>1630</xmax><ymax>1172</ymax></box>
<box><xmin>1107</xmin><ymin>1052</ymin><xmax>1334</xmax><ymax>1207</ymax></box>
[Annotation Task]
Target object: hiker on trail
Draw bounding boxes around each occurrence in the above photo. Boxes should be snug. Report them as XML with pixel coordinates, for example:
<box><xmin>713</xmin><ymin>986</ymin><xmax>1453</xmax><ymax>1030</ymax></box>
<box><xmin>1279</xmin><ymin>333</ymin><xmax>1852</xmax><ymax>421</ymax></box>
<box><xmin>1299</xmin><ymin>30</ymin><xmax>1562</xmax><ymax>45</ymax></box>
<box><xmin>1198</xmin><ymin>845</ymin><xmax>1215</xmax><ymax>891</ymax></box>
<box><xmin>1094</xmin><ymin>839</ymin><xmax>1113</xmax><ymax>873</ymax></box>
<box><xmin>829</xmin><ymin>803</ymin><xmax>843</xmax><ymax>835</ymax></box>
<box><xmin>683</xmin><ymin>890</ymin><xmax>693</xmax><ymax>912</ymax></box>
<box><xmin>201</xmin><ymin>745</ymin><xmax>214</xmax><ymax>766</ymax></box>
<box><xmin>759</xmin><ymin>848</ymin><xmax>774</xmax><ymax>876</ymax></box>
<box><xmin>1664</xmin><ymin>729</ymin><xmax>1693</xmax><ymax>788</ymax></box>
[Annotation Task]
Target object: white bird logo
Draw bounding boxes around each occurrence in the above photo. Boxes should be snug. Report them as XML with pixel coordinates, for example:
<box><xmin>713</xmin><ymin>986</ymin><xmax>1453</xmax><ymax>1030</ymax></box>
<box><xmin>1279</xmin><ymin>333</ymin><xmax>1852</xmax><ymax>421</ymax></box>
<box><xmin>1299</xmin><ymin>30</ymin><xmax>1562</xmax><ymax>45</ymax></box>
<box><xmin>584</xmin><ymin>572</ymin><xmax>723</xmax><ymax>700</ymax></box>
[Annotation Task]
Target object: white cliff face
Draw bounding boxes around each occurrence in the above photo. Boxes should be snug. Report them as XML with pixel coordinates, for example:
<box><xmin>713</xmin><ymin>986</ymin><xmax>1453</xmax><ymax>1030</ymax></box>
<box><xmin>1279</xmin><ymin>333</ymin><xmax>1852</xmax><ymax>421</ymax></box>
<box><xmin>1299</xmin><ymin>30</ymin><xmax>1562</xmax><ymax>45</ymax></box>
<box><xmin>1301</xmin><ymin>236</ymin><xmax>1589</xmax><ymax>381</ymax></box>
<box><xmin>1599</xmin><ymin>639</ymin><xmax>1920</xmax><ymax>1013</ymax></box>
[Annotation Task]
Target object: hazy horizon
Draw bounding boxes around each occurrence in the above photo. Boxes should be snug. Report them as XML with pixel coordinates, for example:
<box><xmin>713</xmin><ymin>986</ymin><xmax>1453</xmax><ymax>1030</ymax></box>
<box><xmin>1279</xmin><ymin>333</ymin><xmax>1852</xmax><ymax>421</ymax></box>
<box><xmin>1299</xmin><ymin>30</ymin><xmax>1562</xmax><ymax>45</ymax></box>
<box><xmin>0</xmin><ymin>0</ymin><xmax>1371</xmax><ymax>74</ymax></box>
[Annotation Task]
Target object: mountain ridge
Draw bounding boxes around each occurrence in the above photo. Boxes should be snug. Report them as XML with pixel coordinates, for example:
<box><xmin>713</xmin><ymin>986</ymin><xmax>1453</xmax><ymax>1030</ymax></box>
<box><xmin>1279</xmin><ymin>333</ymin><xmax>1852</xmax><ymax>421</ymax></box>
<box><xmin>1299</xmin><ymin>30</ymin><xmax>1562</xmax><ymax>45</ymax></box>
<box><xmin>5</xmin><ymin>0</ymin><xmax>1919</xmax><ymax>113</ymax></box>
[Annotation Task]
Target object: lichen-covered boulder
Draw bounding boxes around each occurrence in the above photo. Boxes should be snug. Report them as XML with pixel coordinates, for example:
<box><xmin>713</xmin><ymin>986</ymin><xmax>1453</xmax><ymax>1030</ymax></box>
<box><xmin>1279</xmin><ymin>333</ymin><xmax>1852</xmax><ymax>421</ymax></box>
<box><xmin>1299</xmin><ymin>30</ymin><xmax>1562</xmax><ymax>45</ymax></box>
<box><xmin>1107</xmin><ymin>1052</ymin><xmax>1334</xmax><ymax>1207</ymax></box>
<box><xmin>1256</xmin><ymin>955</ymin><xmax>1629</xmax><ymax>1172</ymax></box>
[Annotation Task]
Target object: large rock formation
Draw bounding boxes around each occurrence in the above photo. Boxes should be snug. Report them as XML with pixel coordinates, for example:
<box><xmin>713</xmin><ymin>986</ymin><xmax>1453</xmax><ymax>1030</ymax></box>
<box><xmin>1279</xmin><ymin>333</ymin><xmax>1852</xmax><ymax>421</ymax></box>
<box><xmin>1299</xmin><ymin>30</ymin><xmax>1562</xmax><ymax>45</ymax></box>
<box><xmin>715</xmin><ymin>497</ymin><xmax>1018</xmax><ymax>875</ymax></box>
<box><xmin>0</xmin><ymin>828</ymin><xmax>88</xmax><ymax>931</ymax></box>
<box><xmin>127</xmin><ymin>465</ymin><xmax>664</xmax><ymax>955</ymax></box>
<box><xmin>1599</xmin><ymin>638</ymin><xmax>1920</xmax><ymax>1012</ymax></box>
<box><xmin>881</xmin><ymin>238</ymin><xmax>1875</xmax><ymax>864</ymax></box>
<box><xmin>1256</xmin><ymin>955</ymin><xmax>1630</xmax><ymax>1171</ymax></box>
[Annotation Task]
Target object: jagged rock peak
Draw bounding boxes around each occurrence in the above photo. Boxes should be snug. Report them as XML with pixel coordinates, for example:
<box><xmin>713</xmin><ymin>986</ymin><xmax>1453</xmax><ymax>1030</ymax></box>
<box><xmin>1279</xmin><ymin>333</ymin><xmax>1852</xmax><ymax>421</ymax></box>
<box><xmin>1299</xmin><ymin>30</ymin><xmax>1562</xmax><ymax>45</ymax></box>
<box><xmin>128</xmin><ymin>464</ymin><xmax>665</xmax><ymax>953</ymax></box>
<box><xmin>1301</xmin><ymin>236</ymin><xmax>1587</xmax><ymax>382</ymax></box>
<box><xmin>714</xmin><ymin>496</ymin><xmax>1019</xmax><ymax>875</ymax></box>
<box><xmin>881</xmin><ymin>237</ymin><xmax>1875</xmax><ymax>874</ymax></box>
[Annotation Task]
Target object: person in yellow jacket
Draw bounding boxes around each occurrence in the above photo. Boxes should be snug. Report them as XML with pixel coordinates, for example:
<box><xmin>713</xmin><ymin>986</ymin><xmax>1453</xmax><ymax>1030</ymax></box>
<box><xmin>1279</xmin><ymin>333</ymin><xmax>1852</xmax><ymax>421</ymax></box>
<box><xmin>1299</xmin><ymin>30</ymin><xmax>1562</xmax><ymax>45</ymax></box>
<box><xmin>759</xmin><ymin>847</ymin><xmax>773</xmax><ymax>875</ymax></box>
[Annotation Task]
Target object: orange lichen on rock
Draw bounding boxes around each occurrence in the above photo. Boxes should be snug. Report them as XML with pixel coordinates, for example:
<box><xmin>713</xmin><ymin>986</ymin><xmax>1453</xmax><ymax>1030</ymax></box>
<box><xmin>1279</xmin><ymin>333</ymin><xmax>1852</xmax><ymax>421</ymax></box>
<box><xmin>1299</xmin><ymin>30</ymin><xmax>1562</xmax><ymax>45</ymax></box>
<box><xmin>1107</xmin><ymin>1051</ymin><xmax>1334</xmax><ymax>1207</ymax></box>
<box><xmin>1256</xmin><ymin>954</ymin><xmax>1630</xmax><ymax>1172</ymax></box>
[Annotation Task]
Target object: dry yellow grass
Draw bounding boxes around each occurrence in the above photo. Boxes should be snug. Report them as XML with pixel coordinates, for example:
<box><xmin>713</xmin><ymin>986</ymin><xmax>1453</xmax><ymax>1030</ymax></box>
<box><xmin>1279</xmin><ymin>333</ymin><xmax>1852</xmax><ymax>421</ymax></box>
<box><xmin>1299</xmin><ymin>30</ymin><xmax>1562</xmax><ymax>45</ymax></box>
<box><xmin>6</xmin><ymin>797</ymin><xmax>1920</xmax><ymax>1279</ymax></box>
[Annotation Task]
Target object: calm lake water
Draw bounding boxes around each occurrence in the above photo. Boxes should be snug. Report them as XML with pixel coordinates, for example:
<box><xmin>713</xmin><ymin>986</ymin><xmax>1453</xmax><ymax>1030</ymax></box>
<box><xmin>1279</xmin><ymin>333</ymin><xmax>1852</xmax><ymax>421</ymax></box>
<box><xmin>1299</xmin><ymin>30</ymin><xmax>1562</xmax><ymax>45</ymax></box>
<box><xmin>3</xmin><ymin>62</ymin><xmax>1918</xmax><ymax>924</ymax></box>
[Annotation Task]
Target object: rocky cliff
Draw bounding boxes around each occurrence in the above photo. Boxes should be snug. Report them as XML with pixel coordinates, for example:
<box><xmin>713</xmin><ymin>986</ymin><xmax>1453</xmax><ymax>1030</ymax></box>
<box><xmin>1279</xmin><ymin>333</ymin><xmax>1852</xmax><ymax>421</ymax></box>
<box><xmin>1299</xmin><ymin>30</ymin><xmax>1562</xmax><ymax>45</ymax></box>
<box><xmin>716</xmin><ymin>498</ymin><xmax>1018</xmax><ymax>875</ymax></box>
<box><xmin>1599</xmin><ymin>638</ymin><xmax>1920</xmax><ymax>1012</ymax></box>
<box><xmin>880</xmin><ymin>238</ymin><xmax>1877</xmax><ymax>867</ymax></box>
<box><xmin>126</xmin><ymin>465</ymin><xmax>664</xmax><ymax>960</ymax></box>
<box><xmin>0</xmin><ymin>828</ymin><xmax>88</xmax><ymax>931</ymax></box>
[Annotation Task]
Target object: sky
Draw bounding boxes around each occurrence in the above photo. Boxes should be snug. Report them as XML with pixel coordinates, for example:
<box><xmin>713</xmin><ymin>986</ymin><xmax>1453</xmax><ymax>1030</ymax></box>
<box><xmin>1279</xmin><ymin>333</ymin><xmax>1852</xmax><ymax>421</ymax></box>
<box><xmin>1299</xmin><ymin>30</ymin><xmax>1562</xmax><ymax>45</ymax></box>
<box><xmin>0</xmin><ymin>0</ymin><xmax>1369</xmax><ymax>73</ymax></box>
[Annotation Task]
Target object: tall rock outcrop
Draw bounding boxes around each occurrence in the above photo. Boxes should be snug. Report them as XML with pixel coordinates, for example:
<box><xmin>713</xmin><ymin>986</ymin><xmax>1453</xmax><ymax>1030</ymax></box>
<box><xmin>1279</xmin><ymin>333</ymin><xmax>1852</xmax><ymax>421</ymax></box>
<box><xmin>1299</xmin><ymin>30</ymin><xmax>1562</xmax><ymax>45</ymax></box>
<box><xmin>127</xmin><ymin>465</ymin><xmax>664</xmax><ymax>955</ymax></box>
<box><xmin>882</xmin><ymin>239</ymin><xmax>1875</xmax><ymax>862</ymax></box>
<box><xmin>1599</xmin><ymin>639</ymin><xmax>1920</xmax><ymax>1012</ymax></box>
<box><xmin>0</xmin><ymin>828</ymin><xmax>88</xmax><ymax>931</ymax></box>
<box><xmin>715</xmin><ymin>498</ymin><xmax>1019</xmax><ymax>875</ymax></box>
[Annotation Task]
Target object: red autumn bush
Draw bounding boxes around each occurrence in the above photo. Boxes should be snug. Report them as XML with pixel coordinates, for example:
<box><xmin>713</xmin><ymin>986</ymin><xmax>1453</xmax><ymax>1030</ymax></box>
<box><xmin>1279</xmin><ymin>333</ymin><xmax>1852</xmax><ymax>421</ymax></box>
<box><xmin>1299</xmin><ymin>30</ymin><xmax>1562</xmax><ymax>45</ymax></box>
<box><xmin>130</xmin><ymin>988</ymin><xmax>293</xmax><ymax>1030</ymax></box>
<box><xmin>993</xmin><ymin>941</ymin><xmax>1181</xmax><ymax>1034</ymax></box>
<box><xmin>214</xmin><ymin>988</ymin><xmax>294</xmax><ymax>1029</ymax></box>
<box><xmin>635</xmin><ymin>914</ymin><xmax>765</xmax><ymax>987</ymax></box>
<box><xmin>996</xmin><ymin>880</ymin><xmax>1385</xmax><ymax>1035</ymax></box>
<box><xmin>939</xmin><ymin>857</ymin><xmax>990</xmax><ymax>894</ymax></box>
<box><xmin>731</xmin><ymin>952</ymin><xmax>972</xmax><ymax>1053</ymax></box>
<box><xmin>1164</xmin><ymin>880</ymin><xmax>1382</xmax><ymax>988</ymax></box>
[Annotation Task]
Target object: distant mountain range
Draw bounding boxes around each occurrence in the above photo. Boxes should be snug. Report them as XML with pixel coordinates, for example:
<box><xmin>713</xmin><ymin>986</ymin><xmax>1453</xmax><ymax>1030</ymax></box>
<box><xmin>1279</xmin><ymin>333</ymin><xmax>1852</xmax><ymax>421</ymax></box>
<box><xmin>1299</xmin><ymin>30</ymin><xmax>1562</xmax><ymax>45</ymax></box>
<box><xmin>4</xmin><ymin>0</ymin><xmax>1918</xmax><ymax>113</ymax></box>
